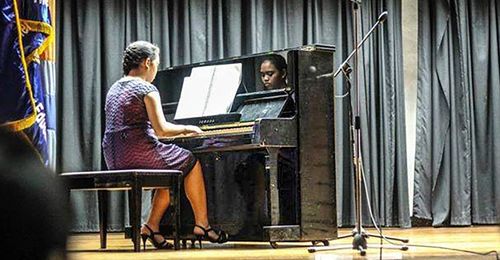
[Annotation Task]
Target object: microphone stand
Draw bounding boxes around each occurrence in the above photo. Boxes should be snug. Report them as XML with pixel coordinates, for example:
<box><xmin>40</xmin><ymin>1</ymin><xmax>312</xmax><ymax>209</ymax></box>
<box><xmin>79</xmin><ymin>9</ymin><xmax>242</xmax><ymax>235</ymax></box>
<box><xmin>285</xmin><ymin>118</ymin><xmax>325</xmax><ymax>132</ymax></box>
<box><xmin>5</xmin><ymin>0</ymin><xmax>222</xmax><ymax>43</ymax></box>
<box><xmin>309</xmin><ymin>4</ymin><xmax>409</xmax><ymax>256</ymax></box>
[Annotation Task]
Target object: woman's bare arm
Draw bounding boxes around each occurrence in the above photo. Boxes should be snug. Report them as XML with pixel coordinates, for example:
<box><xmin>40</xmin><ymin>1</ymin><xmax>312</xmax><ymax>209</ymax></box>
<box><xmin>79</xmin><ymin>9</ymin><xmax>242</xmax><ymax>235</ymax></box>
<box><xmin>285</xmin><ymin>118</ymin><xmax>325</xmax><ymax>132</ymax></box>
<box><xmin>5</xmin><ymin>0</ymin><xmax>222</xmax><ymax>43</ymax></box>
<box><xmin>144</xmin><ymin>91</ymin><xmax>202</xmax><ymax>137</ymax></box>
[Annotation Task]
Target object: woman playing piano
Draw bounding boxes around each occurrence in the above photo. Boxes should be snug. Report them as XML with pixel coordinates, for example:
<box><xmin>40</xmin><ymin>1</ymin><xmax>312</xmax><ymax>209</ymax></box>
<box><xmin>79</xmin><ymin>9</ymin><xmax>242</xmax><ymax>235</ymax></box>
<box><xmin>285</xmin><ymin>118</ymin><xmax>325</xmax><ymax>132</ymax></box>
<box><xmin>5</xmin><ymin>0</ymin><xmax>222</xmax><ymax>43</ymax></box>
<box><xmin>102</xmin><ymin>41</ymin><xmax>227</xmax><ymax>250</ymax></box>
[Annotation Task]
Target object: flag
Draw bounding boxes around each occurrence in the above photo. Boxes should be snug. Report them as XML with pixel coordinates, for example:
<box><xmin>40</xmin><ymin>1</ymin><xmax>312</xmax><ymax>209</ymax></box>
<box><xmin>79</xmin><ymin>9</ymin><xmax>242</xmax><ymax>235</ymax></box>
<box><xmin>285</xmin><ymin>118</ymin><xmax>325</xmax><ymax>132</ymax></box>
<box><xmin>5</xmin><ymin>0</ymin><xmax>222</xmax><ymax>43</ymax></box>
<box><xmin>0</xmin><ymin>0</ymin><xmax>55</xmax><ymax>168</ymax></box>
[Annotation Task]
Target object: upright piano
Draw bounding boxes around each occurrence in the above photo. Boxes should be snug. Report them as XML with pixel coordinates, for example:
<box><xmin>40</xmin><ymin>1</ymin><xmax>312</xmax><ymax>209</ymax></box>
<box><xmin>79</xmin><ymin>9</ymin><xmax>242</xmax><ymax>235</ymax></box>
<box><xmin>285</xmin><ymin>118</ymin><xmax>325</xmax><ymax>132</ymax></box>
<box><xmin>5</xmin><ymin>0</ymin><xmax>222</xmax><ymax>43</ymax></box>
<box><xmin>153</xmin><ymin>45</ymin><xmax>337</xmax><ymax>246</ymax></box>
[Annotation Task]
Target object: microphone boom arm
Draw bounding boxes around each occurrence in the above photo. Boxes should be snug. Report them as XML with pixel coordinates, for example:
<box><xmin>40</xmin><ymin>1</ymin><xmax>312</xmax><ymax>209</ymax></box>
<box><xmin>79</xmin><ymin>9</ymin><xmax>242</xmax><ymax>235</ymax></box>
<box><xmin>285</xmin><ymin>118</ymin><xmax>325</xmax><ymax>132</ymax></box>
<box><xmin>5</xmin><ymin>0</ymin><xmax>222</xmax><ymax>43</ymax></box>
<box><xmin>317</xmin><ymin>11</ymin><xmax>388</xmax><ymax>79</ymax></box>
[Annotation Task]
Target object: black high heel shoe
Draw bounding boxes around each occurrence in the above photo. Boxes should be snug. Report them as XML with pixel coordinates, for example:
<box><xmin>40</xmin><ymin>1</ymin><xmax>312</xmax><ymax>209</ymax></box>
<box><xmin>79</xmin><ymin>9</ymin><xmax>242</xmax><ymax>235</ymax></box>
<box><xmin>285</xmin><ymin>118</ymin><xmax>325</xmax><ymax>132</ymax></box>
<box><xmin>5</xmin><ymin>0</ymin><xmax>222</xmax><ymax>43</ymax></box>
<box><xmin>141</xmin><ymin>224</ymin><xmax>173</xmax><ymax>251</ymax></box>
<box><xmin>194</xmin><ymin>224</ymin><xmax>228</xmax><ymax>248</ymax></box>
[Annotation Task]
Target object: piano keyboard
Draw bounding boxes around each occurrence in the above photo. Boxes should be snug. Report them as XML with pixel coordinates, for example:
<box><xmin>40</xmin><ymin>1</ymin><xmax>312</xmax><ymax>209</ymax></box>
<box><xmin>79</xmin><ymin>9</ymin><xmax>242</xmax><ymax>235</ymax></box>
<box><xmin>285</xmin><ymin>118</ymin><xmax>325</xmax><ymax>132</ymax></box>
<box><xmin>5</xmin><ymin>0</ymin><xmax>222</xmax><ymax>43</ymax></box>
<box><xmin>160</xmin><ymin>122</ymin><xmax>255</xmax><ymax>142</ymax></box>
<box><xmin>199</xmin><ymin>125</ymin><xmax>253</xmax><ymax>136</ymax></box>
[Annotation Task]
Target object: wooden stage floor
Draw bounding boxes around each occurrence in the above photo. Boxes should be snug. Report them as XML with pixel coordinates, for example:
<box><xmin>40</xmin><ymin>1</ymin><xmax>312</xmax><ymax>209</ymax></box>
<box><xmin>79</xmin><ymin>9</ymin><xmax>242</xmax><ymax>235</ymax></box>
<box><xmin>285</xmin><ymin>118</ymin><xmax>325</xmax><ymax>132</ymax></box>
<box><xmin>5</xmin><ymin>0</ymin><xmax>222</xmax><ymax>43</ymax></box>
<box><xmin>67</xmin><ymin>226</ymin><xmax>500</xmax><ymax>259</ymax></box>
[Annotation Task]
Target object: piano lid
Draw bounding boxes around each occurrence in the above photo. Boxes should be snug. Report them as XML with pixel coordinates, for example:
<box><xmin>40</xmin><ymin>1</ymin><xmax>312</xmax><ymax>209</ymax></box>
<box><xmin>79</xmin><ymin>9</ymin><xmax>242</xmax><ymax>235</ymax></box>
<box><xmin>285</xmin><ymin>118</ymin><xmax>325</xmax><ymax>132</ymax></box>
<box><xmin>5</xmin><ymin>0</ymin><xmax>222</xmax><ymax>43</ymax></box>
<box><xmin>160</xmin><ymin>44</ymin><xmax>335</xmax><ymax>73</ymax></box>
<box><xmin>154</xmin><ymin>44</ymin><xmax>335</xmax><ymax>103</ymax></box>
<box><xmin>154</xmin><ymin>44</ymin><xmax>332</xmax><ymax>123</ymax></box>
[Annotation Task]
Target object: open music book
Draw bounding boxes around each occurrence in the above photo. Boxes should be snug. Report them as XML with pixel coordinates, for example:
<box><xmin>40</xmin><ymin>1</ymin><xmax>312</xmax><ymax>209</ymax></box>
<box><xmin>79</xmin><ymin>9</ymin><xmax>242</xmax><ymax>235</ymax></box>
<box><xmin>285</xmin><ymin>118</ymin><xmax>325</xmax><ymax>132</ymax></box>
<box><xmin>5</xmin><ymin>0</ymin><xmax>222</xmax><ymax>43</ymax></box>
<box><xmin>174</xmin><ymin>63</ymin><xmax>242</xmax><ymax>120</ymax></box>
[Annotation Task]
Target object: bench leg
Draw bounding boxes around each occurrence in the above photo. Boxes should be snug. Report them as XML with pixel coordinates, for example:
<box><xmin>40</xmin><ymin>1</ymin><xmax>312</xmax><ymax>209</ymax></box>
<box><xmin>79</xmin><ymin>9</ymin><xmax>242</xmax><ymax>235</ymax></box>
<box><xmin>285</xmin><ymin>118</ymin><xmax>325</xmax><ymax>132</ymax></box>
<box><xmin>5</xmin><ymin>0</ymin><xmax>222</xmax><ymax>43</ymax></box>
<box><xmin>129</xmin><ymin>184</ymin><xmax>142</xmax><ymax>252</ymax></box>
<box><xmin>98</xmin><ymin>190</ymin><xmax>109</xmax><ymax>249</ymax></box>
<box><xmin>171</xmin><ymin>176</ymin><xmax>181</xmax><ymax>250</ymax></box>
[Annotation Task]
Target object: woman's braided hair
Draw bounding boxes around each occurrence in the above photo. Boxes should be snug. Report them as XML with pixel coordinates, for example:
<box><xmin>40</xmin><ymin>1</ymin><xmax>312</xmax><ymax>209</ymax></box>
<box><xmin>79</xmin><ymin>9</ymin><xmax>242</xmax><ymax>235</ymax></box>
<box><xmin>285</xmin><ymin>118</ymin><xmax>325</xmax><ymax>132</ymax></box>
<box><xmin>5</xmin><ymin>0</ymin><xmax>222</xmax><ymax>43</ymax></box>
<box><xmin>122</xmin><ymin>41</ymin><xmax>160</xmax><ymax>75</ymax></box>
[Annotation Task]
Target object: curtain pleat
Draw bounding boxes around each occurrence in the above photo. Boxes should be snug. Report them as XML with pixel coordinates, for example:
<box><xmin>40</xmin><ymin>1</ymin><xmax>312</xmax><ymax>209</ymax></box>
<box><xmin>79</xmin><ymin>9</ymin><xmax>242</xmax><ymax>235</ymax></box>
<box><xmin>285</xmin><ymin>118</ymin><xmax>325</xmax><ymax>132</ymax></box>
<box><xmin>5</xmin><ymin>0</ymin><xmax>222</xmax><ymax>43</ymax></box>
<box><xmin>414</xmin><ymin>0</ymin><xmax>500</xmax><ymax>226</ymax></box>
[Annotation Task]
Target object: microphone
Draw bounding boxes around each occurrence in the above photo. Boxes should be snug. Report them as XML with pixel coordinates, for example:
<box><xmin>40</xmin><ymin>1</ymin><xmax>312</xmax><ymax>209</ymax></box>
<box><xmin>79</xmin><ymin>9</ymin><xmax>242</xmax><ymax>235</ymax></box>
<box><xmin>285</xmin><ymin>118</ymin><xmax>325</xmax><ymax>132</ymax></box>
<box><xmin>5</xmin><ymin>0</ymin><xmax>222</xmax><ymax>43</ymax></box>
<box><xmin>378</xmin><ymin>11</ymin><xmax>388</xmax><ymax>23</ymax></box>
<box><xmin>316</xmin><ymin>10</ymin><xmax>388</xmax><ymax>79</ymax></box>
<box><xmin>342</xmin><ymin>63</ymin><xmax>352</xmax><ymax>74</ymax></box>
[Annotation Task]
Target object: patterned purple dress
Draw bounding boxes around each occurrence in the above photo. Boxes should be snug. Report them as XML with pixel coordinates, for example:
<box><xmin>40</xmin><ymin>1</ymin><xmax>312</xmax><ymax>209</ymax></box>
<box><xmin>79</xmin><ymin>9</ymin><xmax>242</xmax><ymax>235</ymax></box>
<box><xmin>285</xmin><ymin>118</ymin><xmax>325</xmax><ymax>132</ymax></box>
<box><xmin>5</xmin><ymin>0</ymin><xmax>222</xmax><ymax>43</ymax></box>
<box><xmin>102</xmin><ymin>77</ymin><xmax>196</xmax><ymax>175</ymax></box>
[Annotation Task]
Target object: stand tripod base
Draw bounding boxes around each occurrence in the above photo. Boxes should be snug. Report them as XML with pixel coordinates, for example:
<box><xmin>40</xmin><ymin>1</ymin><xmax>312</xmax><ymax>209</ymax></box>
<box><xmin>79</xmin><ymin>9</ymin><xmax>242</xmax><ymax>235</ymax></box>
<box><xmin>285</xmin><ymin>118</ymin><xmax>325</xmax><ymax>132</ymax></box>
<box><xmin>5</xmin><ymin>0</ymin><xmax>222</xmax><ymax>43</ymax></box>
<box><xmin>307</xmin><ymin>229</ymin><xmax>409</xmax><ymax>256</ymax></box>
<box><xmin>308</xmin><ymin>244</ymin><xmax>409</xmax><ymax>256</ymax></box>
<box><xmin>338</xmin><ymin>231</ymin><xmax>409</xmax><ymax>243</ymax></box>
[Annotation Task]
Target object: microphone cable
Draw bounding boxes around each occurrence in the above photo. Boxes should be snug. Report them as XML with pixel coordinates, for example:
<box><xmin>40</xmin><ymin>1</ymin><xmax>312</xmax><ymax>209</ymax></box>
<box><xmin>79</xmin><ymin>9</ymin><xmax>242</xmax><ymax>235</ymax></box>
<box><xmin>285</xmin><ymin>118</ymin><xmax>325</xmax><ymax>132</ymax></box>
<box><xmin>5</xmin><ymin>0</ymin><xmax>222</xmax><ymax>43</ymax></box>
<box><xmin>357</xmin><ymin>153</ymin><xmax>499</xmax><ymax>259</ymax></box>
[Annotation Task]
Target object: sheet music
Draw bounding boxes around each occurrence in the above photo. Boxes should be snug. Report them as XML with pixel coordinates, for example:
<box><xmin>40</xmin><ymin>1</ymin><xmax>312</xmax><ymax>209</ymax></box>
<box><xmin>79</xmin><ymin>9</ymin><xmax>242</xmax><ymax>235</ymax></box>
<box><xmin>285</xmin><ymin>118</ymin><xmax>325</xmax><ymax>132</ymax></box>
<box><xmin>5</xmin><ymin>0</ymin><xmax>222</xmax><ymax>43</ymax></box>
<box><xmin>175</xmin><ymin>63</ymin><xmax>242</xmax><ymax>120</ymax></box>
<box><xmin>173</xmin><ymin>77</ymin><xmax>204</xmax><ymax>119</ymax></box>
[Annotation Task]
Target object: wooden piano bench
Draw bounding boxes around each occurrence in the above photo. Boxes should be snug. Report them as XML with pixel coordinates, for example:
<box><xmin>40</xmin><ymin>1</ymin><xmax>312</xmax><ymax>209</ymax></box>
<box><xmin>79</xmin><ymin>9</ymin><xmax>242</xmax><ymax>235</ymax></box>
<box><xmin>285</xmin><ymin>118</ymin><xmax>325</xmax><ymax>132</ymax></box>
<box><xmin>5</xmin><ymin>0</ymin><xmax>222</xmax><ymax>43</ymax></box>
<box><xmin>59</xmin><ymin>169</ymin><xmax>182</xmax><ymax>252</ymax></box>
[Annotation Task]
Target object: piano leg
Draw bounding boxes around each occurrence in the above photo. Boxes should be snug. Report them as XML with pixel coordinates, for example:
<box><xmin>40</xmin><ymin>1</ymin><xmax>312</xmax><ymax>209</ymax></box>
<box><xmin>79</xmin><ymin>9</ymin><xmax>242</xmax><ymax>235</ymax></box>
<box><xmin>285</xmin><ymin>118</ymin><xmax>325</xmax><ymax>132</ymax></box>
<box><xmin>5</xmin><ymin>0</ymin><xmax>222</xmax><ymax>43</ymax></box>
<box><xmin>265</xmin><ymin>148</ymin><xmax>280</xmax><ymax>226</ymax></box>
<box><xmin>263</xmin><ymin>148</ymin><xmax>301</xmax><ymax>243</ymax></box>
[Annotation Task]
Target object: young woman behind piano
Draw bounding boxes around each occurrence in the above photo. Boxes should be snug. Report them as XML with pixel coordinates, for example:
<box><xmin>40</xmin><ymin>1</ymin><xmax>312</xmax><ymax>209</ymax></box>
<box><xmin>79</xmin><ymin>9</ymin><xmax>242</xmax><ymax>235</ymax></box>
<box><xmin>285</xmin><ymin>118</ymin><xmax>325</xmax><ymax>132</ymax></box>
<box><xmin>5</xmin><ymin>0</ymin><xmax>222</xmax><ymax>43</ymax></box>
<box><xmin>102</xmin><ymin>41</ymin><xmax>228</xmax><ymax>250</ymax></box>
<box><xmin>259</xmin><ymin>54</ymin><xmax>288</xmax><ymax>90</ymax></box>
